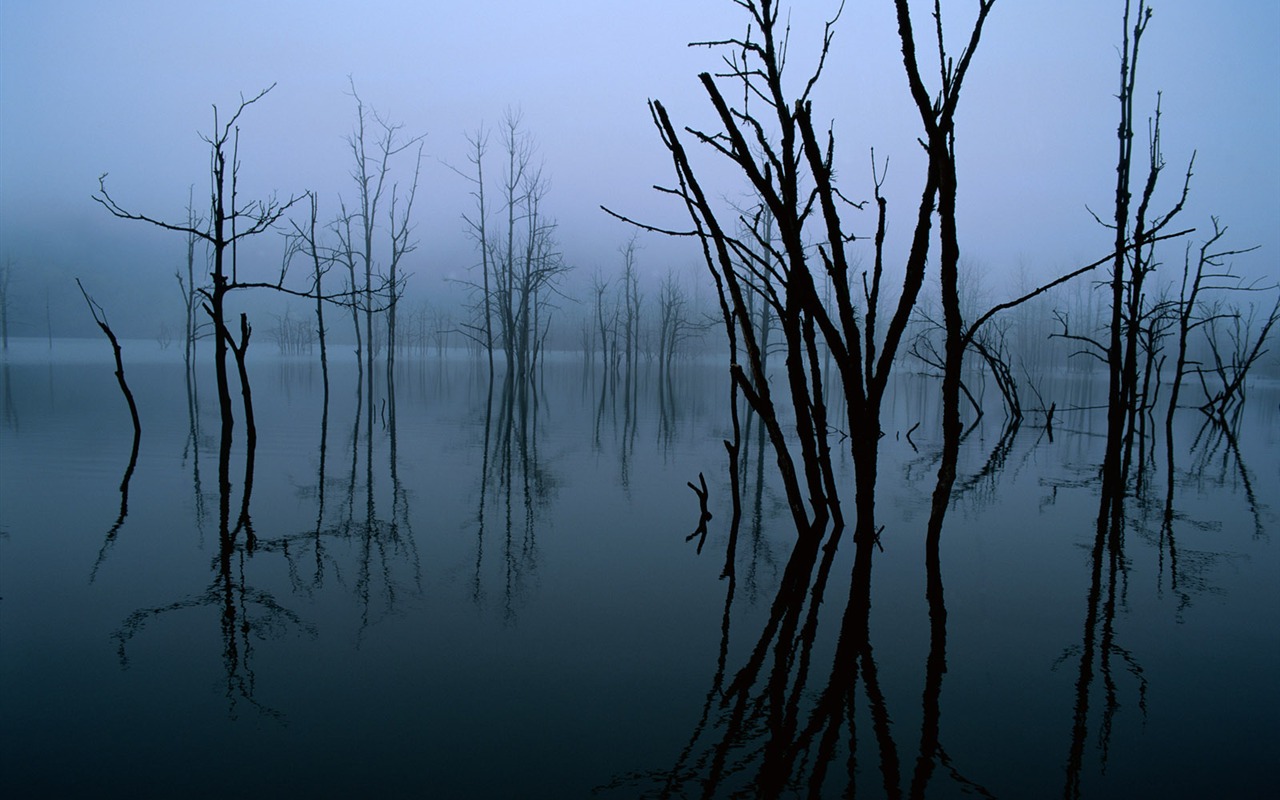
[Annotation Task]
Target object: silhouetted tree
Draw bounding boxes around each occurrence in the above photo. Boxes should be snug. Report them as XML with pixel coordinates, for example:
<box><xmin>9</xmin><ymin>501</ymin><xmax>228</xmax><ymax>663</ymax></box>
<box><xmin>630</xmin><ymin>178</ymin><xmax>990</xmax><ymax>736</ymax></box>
<box><xmin>1096</xmin><ymin>1</ymin><xmax>1193</xmax><ymax>530</ymax></box>
<box><xmin>591</xmin><ymin>269</ymin><xmax>617</xmax><ymax>375</ymax></box>
<box><xmin>893</xmin><ymin>0</ymin><xmax>996</xmax><ymax>571</ymax></box>
<box><xmin>174</xmin><ymin>187</ymin><xmax>204</xmax><ymax>379</ymax></box>
<box><xmin>1195</xmin><ymin>293</ymin><xmax>1280</xmax><ymax>421</ymax></box>
<box><xmin>620</xmin><ymin>236</ymin><xmax>642</xmax><ymax>384</ymax></box>
<box><xmin>93</xmin><ymin>85</ymin><xmax>302</xmax><ymax>444</ymax></box>
<box><xmin>457</xmin><ymin>124</ymin><xmax>497</xmax><ymax>379</ymax></box>
<box><xmin>75</xmin><ymin>279</ymin><xmax>140</xmax><ymax>440</ymax></box>
<box><xmin>78</xmin><ymin>279</ymin><xmax>143</xmax><ymax>583</ymax></box>
<box><xmin>616</xmin><ymin>0</ymin><xmax>995</xmax><ymax>585</ymax></box>
<box><xmin>333</xmin><ymin>207</ymin><xmax>363</xmax><ymax>361</ymax></box>
<box><xmin>341</xmin><ymin>79</ymin><xmax>424</xmax><ymax>381</ymax></box>
<box><xmin>657</xmin><ymin>268</ymin><xmax>695</xmax><ymax>377</ymax></box>
<box><xmin>482</xmin><ymin>111</ymin><xmax>570</xmax><ymax>382</ymax></box>
<box><xmin>291</xmin><ymin>192</ymin><xmax>335</xmax><ymax>398</ymax></box>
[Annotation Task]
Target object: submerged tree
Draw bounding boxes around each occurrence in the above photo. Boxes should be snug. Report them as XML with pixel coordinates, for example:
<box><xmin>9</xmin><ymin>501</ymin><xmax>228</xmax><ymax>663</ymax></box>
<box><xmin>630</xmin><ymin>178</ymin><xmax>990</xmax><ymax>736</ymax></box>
<box><xmin>591</xmin><ymin>269</ymin><xmax>618</xmax><ymax>375</ymax></box>
<box><xmin>75</xmin><ymin>279</ymin><xmax>141</xmax><ymax>444</ymax></box>
<box><xmin>93</xmin><ymin>86</ymin><xmax>303</xmax><ymax>444</ymax></box>
<box><xmin>291</xmin><ymin>192</ymin><xmax>336</xmax><ymax>399</ymax></box>
<box><xmin>600</xmin><ymin>12</ymin><xmax>1004</xmax><ymax>794</ymax></box>
<box><xmin>339</xmin><ymin>79</ymin><xmax>424</xmax><ymax>382</ymax></box>
<box><xmin>473</xmin><ymin>110</ymin><xmax>571</xmax><ymax>383</ymax></box>
<box><xmin>619</xmin><ymin>236</ymin><xmax>643</xmax><ymax>385</ymax></box>
<box><xmin>1094</xmin><ymin>1</ymin><xmax>1194</xmax><ymax>530</ymax></box>
<box><xmin>1194</xmin><ymin>292</ymin><xmax>1280</xmax><ymax>423</ymax></box>
<box><xmin>617</xmin><ymin>0</ymin><xmax>994</xmax><ymax>587</ymax></box>
<box><xmin>1163</xmin><ymin>220</ymin><xmax>1265</xmax><ymax>434</ymax></box>
<box><xmin>656</xmin><ymin>268</ymin><xmax>698</xmax><ymax>378</ymax></box>
<box><xmin>457</xmin><ymin>124</ymin><xmax>497</xmax><ymax>379</ymax></box>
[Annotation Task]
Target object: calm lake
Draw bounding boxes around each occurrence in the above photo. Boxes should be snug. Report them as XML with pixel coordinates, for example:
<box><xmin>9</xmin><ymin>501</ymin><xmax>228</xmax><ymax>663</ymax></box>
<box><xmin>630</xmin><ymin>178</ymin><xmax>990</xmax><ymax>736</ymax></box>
<box><xmin>1</xmin><ymin>338</ymin><xmax>1276</xmax><ymax>798</ymax></box>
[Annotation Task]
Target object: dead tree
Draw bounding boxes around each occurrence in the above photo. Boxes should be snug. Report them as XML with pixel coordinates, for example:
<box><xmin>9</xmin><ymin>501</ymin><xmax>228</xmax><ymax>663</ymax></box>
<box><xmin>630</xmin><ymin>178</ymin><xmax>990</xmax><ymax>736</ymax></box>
<box><xmin>449</xmin><ymin>121</ymin><xmax>550</xmax><ymax>380</ymax></box>
<box><xmin>76</xmin><ymin>279</ymin><xmax>141</xmax><ymax>439</ymax></box>
<box><xmin>1170</xmin><ymin>223</ymin><xmax>1274</xmax><ymax>424</ymax></box>
<box><xmin>894</xmin><ymin>0</ymin><xmax>996</xmax><ymax>557</ymax></box>
<box><xmin>610</xmin><ymin>0</ymin><xmax>995</xmax><ymax>598</ymax></box>
<box><xmin>908</xmin><ymin>329</ymin><xmax>984</xmax><ymax>419</ymax></box>
<box><xmin>620</xmin><ymin>236</ymin><xmax>642</xmax><ymax>384</ymax></box>
<box><xmin>685</xmin><ymin>472</ymin><xmax>713</xmax><ymax>554</ymax></box>
<box><xmin>223</xmin><ymin>313</ymin><xmax>257</xmax><ymax>448</ymax></box>
<box><xmin>496</xmin><ymin>109</ymin><xmax>531</xmax><ymax>372</ymax></box>
<box><xmin>478</xmin><ymin>113</ymin><xmax>570</xmax><ymax>383</ymax></box>
<box><xmin>173</xmin><ymin>188</ymin><xmax>204</xmax><ymax>380</ymax></box>
<box><xmin>1096</xmin><ymin>2</ymin><xmax>1194</xmax><ymax>530</ymax></box>
<box><xmin>333</xmin><ymin>206</ymin><xmax>363</xmax><ymax>361</ymax></box>
<box><xmin>458</xmin><ymin>124</ymin><xmax>497</xmax><ymax>379</ymax></box>
<box><xmin>385</xmin><ymin>147</ymin><xmax>423</xmax><ymax>381</ymax></box>
<box><xmin>77</xmin><ymin>278</ymin><xmax>145</xmax><ymax>585</ymax></box>
<box><xmin>291</xmin><ymin>192</ymin><xmax>336</xmax><ymax>400</ymax></box>
<box><xmin>591</xmin><ymin>270</ymin><xmax>617</xmax><ymax>374</ymax></box>
<box><xmin>343</xmin><ymin>79</ymin><xmax>424</xmax><ymax>379</ymax></box>
<box><xmin>1196</xmin><ymin>294</ymin><xmax>1280</xmax><ymax>421</ymax></box>
<box><xmin>516</xmin><ymin>166</ymin><xmax>567</xmax><ymax>380</ymax></box>
<box><xmin>93</xmin><ymin>85</ymin><xmax>301</xmax><ymax>444</ymax></box>
<box><xmin>971</xmin><ymin>329</ymin><xmax>1022</xmax><ymax>420</ymax></box>
<box><xmin>1168</xmin><ymin>223</ymin><xmax>1234</xmax><ymax>433</ymax></box>
<box><xmin>657</xmin><ymin>269</ymin><xmax>695</xmax><ymax>377</ymax></box>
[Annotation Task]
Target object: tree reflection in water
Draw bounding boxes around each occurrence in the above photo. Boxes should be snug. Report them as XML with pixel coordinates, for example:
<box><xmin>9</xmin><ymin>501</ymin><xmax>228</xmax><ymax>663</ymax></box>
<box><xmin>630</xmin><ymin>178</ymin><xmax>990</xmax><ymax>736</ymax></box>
<box><xmin>1057</xmin><ymin>398</ymin><xmax>1267</xmax><ymax>796</ymax></box>
<box><xmin>88</xmin><ymin>421</ymin><xmax>139</xmax><ymax>583</ymax></box>
<box><xmin>1061</xmin><ymin>493</ymin><xmax>1148</xmax><ymax>798</ymax></box>
<box><xmin>259</xmin><ymin>364</ymin><xmax>422</xmax><ymax>637</ymax></box>
<box><xmin>603</xmin><ymin>397</ymin><xmax>1014</xmax><ymax>798</ymax></box>
<box><xmin>607</xmin><ymin>381</ymin><xmax>1269</xmax><ymax>798</ymax></box>
<box><xmin>112</xmin><ymin>420</ymin><xmax>314</xmax><ymax>720</ymax></box>
<box><xmin>469</xmin><ymin>374</ymin><xmax>558</xmax><ymax>622</ymax></box>
<box><xmin>32</xmin><ymin>346</ymin><xmax>1273</xmax><ymax>793</ymax></box>
<box><xmin>105</xmin><ymin>356</ymin><xmax>435</xmax><ymax>719</ymax></box>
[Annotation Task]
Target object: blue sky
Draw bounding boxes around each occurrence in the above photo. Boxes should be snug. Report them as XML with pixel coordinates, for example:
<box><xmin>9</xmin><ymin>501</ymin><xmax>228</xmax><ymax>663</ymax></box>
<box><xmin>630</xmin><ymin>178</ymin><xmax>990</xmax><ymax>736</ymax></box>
<box><xmin>1</xmin><ymin>0</ymin><xmax>1276</xmax><ymax>336</ymax></box>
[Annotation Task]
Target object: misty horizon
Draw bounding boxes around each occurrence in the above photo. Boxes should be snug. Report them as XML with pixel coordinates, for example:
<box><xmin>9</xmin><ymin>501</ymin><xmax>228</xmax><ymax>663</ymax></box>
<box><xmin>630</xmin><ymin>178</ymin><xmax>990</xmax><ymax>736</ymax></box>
<box><xmin>1</xmin><ymin>0</ymin><xmax>1276</xmax><ymax>343</ymax></box>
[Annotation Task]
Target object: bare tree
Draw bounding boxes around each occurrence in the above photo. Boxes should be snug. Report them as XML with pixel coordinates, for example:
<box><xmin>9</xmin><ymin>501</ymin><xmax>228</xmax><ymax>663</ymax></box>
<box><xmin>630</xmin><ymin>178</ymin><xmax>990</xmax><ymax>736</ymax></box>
<box><xmin>458</xmin><ymin>124</ymin><xmax>497</xmax><ymax>379</ymax></box>
<box><xmin>291</xmin><ymin>192</ymin><xmax>336</xmax><ymax>399</ymax></box>
<box><xmin>479</xmin><ymin>111</ymin><xmax>570</xmax><ymax>382</ymax></box>
<box><xmin>1094</xmin><ymin>2</ymin><xmax>1194</xmax><ymax>529</ymax></box>
<box><xmin>343</xmin><ymin>79</ymin><xmax>425</xmax><ymax>383</ymax></box>
<box><xmin>385</xmin><ymin>146</ymin><xmax>423</xmax><ymax>380</ymax></box>
<box><xmin>174</xmin><ymin>188</ymin><xmax>205</xmax><ymax>378</ymax></box>
<box><xmin>517</xmin><ymin>165</ymin><xmax>565</xmax><ymax>378</ymax></box>
<box><xmin>93</xmin><ymin>85</ymin><xmax>302</xmax><ymax>443</ymax></box>
<box><xmin>620</xmin><ymin>236</ymin><xmax>642</xmax><ymax>383</ymax></box>
<box><xmin>614</xmin><ymin>0</ymin><xmax>994</xmax><ymax>582</ymax></box>
<box><xmin>496</xmin><ymin>108</ymin><xmax>531</xmax><ymax>370</ymax></box>
<box><xmin>894</xmin><ymin>0</ymin><xmax>995</xmax><ymax>458</ymax></box>
<box><xmin>1196</xmin><ymin>293</ymin><xmax>1280</xmax><ymax>421</ymax></box>
<box><xmin>76</xmin><ymin>279</ymin><xmax>141</xmax><ymax>439</ymax></box>
<box><xmin>1164</xmin><ymin>221</ymin><xmax>1272</xmax><ymax>426</ymax></box>
<box><xmin>591</xmin><ymin>269</ymin><xmax>617</xmax><ymax>374</ymax></box>
<box><xmin>332</xmin><ymin>205</ymin><xmax>363</xmax><ymax>361</ymax></box>
<box><xmin>656</xmin><ymin>268</ymin><xmax>689</xmax><ymax>376</ymax></box>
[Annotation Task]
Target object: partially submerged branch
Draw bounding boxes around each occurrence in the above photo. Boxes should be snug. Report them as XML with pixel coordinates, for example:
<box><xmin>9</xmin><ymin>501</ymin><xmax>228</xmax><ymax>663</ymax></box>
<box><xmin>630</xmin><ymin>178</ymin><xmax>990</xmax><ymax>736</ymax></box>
<box><xmin>76</xmin><ymin>279</ymin><xmax>141</xmax><ymax>438</ymax></box>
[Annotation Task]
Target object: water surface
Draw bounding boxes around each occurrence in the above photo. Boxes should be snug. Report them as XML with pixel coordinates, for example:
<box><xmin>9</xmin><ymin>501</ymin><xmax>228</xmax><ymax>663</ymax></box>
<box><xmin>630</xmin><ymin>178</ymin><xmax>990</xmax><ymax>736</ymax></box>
<box><xmin>1</xmin><ymin>339</ymin><xmax>1275</xmax><ymax>797</ymax></box>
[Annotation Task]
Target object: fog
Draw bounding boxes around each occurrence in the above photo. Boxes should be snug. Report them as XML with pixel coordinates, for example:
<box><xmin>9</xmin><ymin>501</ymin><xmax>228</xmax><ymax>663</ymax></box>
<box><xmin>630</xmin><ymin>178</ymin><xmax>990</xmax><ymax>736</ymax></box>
<box><xmin>1</xmin><ymin>0</ymin><xmax>1276</xmax><ymax>340</ymax></box>
<box><xmin>4</xmin><ymin>5</ymin><xmax>1280</xmax><ymax>795</ymax></box>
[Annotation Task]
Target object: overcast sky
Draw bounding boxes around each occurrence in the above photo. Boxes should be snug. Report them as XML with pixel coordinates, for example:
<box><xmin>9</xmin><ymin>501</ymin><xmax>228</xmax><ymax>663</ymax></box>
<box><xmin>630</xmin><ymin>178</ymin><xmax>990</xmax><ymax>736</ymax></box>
<box><xmin>1</xmin><ymin>0</ymin><xmax>1276</xmax><ymax>336</ymax></box>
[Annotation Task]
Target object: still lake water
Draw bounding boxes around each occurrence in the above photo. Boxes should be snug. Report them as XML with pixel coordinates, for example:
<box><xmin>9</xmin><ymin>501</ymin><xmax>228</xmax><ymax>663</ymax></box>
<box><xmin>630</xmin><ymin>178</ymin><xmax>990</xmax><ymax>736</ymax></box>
<box><xmin>1</xmin><ymin>338</ymin><xmax>1276</xmax><ymax>798</ymax></box>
